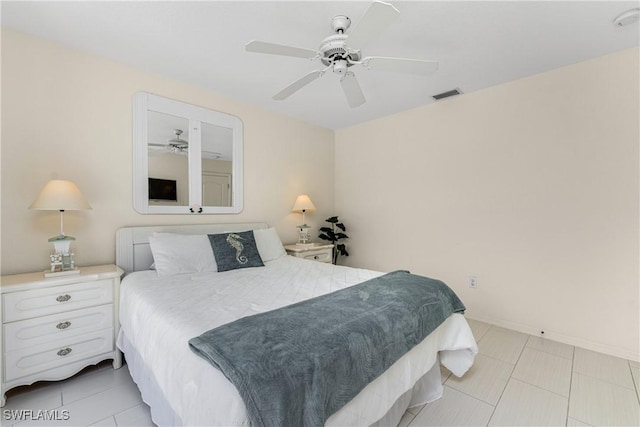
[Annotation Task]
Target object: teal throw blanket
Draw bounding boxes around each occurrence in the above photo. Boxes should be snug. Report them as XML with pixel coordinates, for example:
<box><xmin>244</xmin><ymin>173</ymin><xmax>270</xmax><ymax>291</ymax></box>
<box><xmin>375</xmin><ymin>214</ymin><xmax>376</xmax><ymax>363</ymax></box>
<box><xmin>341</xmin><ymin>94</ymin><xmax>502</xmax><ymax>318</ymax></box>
<box><xmin>189</xmin><ymin>270</ymin><xmax>465</xmax><ymax>427</ymax></box>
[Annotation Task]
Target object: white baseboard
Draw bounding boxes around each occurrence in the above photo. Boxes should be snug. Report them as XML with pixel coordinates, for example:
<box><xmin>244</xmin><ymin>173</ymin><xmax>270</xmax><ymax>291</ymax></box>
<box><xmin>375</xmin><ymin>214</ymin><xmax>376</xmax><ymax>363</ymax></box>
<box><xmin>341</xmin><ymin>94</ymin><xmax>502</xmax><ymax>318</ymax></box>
<box><xmin>466</xmin><ymin>314</ymin><xmax>640</xmax><ymax>363</ymax></box>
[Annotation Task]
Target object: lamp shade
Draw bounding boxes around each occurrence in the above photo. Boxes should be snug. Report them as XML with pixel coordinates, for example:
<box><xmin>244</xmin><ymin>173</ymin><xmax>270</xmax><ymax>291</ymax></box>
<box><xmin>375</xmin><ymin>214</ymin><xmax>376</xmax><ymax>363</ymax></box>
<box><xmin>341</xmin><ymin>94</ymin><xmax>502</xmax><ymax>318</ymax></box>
<box><xmin>292</xmin><ymin>195</ymin><xmax>316</xmax><ymax>213</ymax></box>
<box><xmin>29</xmin><ymin>180</ymin><xmax>92</xmax><ymax>211</ymax></box>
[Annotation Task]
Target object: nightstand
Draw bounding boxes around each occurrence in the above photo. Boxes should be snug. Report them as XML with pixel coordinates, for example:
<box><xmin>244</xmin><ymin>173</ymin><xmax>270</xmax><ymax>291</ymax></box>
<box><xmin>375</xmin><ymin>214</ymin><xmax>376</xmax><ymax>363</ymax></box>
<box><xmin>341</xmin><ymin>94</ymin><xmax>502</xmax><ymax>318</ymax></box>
<box><xmin>284</xmin><ymin>243</ymin><xmax>334</xmax><ymax>263</ymax></box>
<box><xmin>0</xmin><ymin>264</ymin><xmax>123</xmax><ymax>407</ymax></box>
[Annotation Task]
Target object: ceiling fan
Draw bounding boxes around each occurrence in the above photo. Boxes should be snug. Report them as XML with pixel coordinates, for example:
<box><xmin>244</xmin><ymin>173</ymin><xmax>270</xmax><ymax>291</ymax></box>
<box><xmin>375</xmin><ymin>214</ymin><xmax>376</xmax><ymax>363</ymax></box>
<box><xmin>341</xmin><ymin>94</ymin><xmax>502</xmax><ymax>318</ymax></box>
<box><xmin>149</xmin><ymin>129</ymin><xmax>190</xmax><ymax>155</ymax></box>
<box><xmin>245</xmin><ymin>0</ymin><xmax>438</xmax><ymax>108</ymax></box>
<box><xmin>149</xmin><ymin>129</ymin><xmax>222</xmax><ymax>159</ymax></box>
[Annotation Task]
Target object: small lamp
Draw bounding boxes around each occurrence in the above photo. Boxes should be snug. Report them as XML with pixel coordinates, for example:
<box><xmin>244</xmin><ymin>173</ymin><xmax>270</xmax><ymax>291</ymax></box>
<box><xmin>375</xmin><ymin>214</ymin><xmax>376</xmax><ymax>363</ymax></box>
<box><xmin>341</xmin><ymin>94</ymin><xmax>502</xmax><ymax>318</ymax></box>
<box><xmin>29</xmin><ymin>180</ymin><xmax>91</xmax><ymax>276</ymax></box>
<box><xmin>292</xmin><ymin>194</ymin><xmax>316</xmax><ymax>246</ymax></box>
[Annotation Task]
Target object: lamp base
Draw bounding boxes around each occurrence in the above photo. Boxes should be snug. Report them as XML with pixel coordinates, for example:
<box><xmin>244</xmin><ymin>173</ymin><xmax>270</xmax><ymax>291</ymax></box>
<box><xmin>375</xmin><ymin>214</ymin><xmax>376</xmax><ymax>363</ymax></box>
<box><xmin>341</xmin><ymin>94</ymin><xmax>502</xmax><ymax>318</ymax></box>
<box><xmin>44</xmin><ymin>268</ymin><xmax>80</xmax><ymax>278</ymax></box>
<box><xmin>296</xmin><ymin>224</ymin><xmax>312</xmax><ymax>246</ymax></box>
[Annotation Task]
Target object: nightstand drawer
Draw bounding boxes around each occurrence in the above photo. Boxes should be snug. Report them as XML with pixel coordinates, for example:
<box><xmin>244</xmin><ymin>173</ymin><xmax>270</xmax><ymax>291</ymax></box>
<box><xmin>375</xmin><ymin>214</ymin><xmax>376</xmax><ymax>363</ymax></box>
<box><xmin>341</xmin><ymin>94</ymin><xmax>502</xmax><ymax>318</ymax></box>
<box><xmin>4</xmin><ymin>304</ymin><xmax>113</xmax><ymax>351</ymax></box>
<box><xmin>4</xmin><ymin>328</ymin><xmax>114</xmax><ymax>382</ymax></box>
<box><xmin>302</xmin><ymin>250</ymin><xmax>332</xmax><ymax>263</ymax></box>
<box><xmin>284</xmin><ymin>244</ymin><xmax>334</xmax><ymax>264</ymax></box>
<box><xmin>2</xmin><ymin>279</ymin><xmax>113</xmax><ymax>322</ymax></box>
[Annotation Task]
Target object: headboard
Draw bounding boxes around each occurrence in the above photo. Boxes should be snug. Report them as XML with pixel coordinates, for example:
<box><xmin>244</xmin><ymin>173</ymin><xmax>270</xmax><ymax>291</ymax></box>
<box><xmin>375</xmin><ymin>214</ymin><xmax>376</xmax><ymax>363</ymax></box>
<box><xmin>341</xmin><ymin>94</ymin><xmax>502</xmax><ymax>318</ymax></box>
<box><xmin>116</xmin><ymin>222</ymin><xmax>269</xmax><ymax>275</ymax></box>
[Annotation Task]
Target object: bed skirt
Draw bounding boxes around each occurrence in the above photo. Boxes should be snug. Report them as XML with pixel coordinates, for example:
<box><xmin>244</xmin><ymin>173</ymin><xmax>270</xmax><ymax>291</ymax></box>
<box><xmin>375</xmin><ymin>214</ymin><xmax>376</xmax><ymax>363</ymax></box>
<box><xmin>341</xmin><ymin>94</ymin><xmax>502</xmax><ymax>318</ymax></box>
<box><xmin>117</xmin><ymin>313</ymin><xmax>477</xmax><ymax>426</ymax></box>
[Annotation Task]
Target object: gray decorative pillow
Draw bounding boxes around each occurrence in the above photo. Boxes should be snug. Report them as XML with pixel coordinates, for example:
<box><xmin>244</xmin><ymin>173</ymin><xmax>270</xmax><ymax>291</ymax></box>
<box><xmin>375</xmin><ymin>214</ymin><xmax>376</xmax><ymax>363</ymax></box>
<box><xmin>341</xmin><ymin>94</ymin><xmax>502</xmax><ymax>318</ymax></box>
<box><xmin>208</xmin><ymin>231</ymin><xmax>264</xmax><ymax>272</ymax></box>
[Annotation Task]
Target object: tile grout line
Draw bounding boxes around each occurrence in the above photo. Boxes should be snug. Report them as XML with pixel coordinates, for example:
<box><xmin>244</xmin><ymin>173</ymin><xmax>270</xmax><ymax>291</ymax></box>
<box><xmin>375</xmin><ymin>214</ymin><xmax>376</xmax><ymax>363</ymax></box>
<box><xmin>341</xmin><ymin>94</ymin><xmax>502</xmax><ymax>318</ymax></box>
<box><xmin>473</xmin><ymin>323</ymin><xmax>491</xmax><ymax>343</ymax></box>
<box><xmin>566</xmin><ymin>347</ymin><xmax>600</xmax><ymax>427</ymax></box>
<box><xmin>440</xmin><ymin>383</ymin><xmax>497</xmax><ymax>408</ymax></box>
<box><xmin>406</xmin><ymin>355</ymin><xmax>470</xmax><ymax>424</ymax></box>
<box><xmin>409</xmin><ymin>325</ymin><xmax>498</xmax><ymax>425</ymax></box>
<box><xmin>403</xmin><ymin>407</ymin><xmax>417</xmax><ymax>427</ymax></box>
<box><xmin>483</xmin><ymin>332</ymin><xmax>529</xmax><ymax>426</ymax></box>
<box><xmin>61</xmin><ymin>380</ymin><xmax>142</xmax><ymax>426</ymax></box>
<box><xmin>506</xmin><ymin>346</ymin><xmax>574</xmax><ymax>399</ymax></box>
<box><xmin>572</xmin><ymin>348</ymin><xmax>639</xmax><ymax>391</ymax></box>
<box><xmin>474</xmin><ymin>348</ymin><xmax>518</xmax><ymax>366</ymax></box>
<box><xmin>524</xmin><ymin>338</ymin><xmax>574</xmax><ymax>361</ymax></box>
<box><xmin>443</xmin><ymin>324</ymin><xmax>530</xmax><ymax>409</ymax></box>
<box><xmin>60</xmin><ymin>367</ymin><xmax>127</xmax><ymax>407</ymax></box>
<box><xmin>506</xmin><ymin>377</ymin><xmax>571</xmax><ymax>400</ymax></box>
<box><xmin>564</xmin><ymin>345</ymin><xmax>575</xmax><ymax>427</ymax></box>
<box><xmin>629</xmin><ymin>360</ymin><xmax>640</xmax><ymax>405</ymax></box>
<box><xmin>445</xmin><ymin>325</ymin><xmax>508</xmax><ymax>410</ymax></box>
<box><xmin>476</xmin><ymin>324</ymin><xmax>491</xmax><ymax>344</ymax></box>
<box><xmin>571</xmin><ymin>368</ymin><xmax>638</xmax><ymax>391</ymax></box>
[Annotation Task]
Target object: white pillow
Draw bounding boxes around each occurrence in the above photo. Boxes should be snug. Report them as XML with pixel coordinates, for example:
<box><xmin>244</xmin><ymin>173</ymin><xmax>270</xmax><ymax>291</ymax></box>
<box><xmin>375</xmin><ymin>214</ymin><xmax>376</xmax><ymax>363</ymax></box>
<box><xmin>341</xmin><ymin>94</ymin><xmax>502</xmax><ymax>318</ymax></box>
<box><xmin>148</xmin><ymin>233</ymin><xmax>217</xmax><ymax>276</ymax></box>
<box><xmin>253</xmin><ymin>227</ymin><xmax>286</xmax><ymax>262</ymax></box>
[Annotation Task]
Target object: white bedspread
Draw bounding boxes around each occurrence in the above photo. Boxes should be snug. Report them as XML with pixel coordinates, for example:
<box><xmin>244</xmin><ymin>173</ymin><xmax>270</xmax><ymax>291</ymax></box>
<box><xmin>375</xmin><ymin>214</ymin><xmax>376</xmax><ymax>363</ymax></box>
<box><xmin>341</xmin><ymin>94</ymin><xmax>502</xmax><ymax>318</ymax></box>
<box><xmin>118</xmin><ymin>256</ymin><xmax>477</xmax><ymax>426</ymax></box>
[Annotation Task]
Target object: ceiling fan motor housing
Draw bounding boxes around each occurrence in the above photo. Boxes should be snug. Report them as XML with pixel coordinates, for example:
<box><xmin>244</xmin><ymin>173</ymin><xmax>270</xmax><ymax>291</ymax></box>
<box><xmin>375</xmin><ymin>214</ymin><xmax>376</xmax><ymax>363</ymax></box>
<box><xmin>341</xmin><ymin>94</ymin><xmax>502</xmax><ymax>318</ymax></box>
<box><xmin>319</xmin><ymin>34</ymin><xmax>362</xmax><ymax>67</ymax></box>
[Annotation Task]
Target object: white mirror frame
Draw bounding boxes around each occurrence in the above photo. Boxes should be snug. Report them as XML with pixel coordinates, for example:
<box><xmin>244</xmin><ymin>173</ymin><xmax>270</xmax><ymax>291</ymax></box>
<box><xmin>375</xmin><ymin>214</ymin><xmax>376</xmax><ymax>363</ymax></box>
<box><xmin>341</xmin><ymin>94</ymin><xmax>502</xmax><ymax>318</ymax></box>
<box><xmin>133</xmin><ymin>92</ymin><xmax>243</xmax><ymax>214</ymax></box>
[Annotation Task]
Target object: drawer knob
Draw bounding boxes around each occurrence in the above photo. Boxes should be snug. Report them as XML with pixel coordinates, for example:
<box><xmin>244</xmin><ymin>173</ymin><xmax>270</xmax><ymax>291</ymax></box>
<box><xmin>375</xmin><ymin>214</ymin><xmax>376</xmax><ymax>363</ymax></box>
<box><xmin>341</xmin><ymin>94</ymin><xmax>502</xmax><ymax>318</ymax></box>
<box><xmin>57</xmin><ymin>348</ymin><xmax>72</xmax><ymax>357</ymax></box>
<box><xmin>314</xmin><ymin>255</ymin><xmax>319</xmax><ymax>259</ymax></box>
<box><xmin>56</xmin><ymin>321</ymin><xmax>71</xmax><ymax>330</ymax></box>
<box><xmin>56</xmin><ymin>294</ymin><xmax>71</xmax><ymax>302</ymax></box>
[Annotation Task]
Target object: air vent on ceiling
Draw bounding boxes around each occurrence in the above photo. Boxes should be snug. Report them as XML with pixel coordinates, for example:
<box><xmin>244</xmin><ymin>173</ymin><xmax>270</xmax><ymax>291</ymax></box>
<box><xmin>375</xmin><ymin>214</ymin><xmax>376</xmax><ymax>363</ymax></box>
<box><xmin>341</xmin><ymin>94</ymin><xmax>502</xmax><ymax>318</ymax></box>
<box><xmin>432</xmin><ymin>88</ymin><xmax>463</xmax><ymax>100</ymax></box>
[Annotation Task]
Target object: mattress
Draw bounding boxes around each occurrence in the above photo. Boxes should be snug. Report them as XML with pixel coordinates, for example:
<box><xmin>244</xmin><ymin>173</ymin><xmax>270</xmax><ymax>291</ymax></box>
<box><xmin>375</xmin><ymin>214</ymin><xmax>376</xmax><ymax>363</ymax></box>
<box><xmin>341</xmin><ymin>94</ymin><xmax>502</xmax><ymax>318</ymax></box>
<box><xmin>117</xmin><ymin>255</ymin><xmax>477</xmax><ymax>426</ymax></box>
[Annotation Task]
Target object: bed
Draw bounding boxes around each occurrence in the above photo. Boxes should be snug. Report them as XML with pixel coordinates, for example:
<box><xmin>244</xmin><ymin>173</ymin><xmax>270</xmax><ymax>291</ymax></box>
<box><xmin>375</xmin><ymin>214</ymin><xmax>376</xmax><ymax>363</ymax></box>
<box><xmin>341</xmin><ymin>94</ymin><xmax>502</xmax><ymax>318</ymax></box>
<box><xmin>115</xmin><ymin>223</ymin><xmax>477</xmax><ymax>426</ymax></box>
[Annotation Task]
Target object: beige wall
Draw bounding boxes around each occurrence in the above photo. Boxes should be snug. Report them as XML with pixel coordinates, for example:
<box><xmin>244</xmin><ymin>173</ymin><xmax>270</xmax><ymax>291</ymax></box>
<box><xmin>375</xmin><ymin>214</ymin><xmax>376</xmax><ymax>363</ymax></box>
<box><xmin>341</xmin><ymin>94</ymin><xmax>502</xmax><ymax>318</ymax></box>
<box><xmin>1</xmin><ymin>28</ymin><xmax>335</xmax><ymax>275</ymax></box>
<box><xmin>335</xmin><ymin>48</ymin><xmax>640</xmax><ymax>360</ymax></box>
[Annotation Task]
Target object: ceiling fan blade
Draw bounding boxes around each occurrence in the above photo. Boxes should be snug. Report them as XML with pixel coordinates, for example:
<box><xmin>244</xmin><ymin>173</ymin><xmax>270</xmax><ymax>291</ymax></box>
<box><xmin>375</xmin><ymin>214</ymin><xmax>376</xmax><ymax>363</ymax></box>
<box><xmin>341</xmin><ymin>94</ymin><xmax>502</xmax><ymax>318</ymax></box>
<box><xmin>340</xmin><ymin>72</ymin><xmax>366</xmax><ymax>108</ymax></box>
<box><xmin>347</xmin><ymin>1</ymin><xmax>400</xmax><ymax>49</ymax></box>
<box><xmin>148</xmin><ymin>143</ymin><xmax>166</xmax><ymax>147</ymax></box>
<box><xmin>273</xmin><ymin>70</ymin><xmax>324</xmax><ymax>100</ymax></box>
<box><xmin>364</xmin><ymin>56</ymin><xmax>439</xmax><ymax>75</ymax></box>
<box><xmin>246</xmin><ymin>40</ymin><xmax>318</xmax><ymax>59</ymax></box>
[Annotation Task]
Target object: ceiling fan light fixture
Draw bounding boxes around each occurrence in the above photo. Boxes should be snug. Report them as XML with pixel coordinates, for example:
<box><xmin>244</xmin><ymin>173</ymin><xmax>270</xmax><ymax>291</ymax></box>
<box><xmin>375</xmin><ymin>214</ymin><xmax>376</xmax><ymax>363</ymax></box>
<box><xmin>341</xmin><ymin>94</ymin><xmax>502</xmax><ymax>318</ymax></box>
<box><xmin>333</xmin><ymin>59</ymin><xmax>349</xmax><ymax>74</ymax></box>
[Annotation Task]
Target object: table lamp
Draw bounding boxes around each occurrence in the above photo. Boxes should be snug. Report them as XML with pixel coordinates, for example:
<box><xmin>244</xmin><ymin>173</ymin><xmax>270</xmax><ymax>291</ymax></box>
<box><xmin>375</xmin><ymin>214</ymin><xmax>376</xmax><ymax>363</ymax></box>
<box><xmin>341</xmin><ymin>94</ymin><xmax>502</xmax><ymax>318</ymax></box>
<box><xmin>29</xmin><ymin>180</ymin><xmax>91</xmax><ymax>276</ymax></box>
<box><xmin>291</xmin><ymin>194</ymin><xmax>316</xmax><ymax>246</ymax></box>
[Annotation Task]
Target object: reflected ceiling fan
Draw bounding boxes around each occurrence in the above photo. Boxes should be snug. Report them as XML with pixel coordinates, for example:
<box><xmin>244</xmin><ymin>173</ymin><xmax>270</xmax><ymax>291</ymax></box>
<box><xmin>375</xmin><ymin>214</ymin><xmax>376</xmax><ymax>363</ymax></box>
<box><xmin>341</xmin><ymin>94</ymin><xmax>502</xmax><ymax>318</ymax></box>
<box><xmin>149</xmin><ymin>129</ymin><xmax>222</xmax><ymax>159</ymax></box>
<box><xmin>246</xmin><ymin>0</ymin><xmax>438</xmax><ymax>108</ymax></box>
<box><xmin>149</xmin><ymin>129</ymin><xmax>189</xmax><ymax>155</ymax></box>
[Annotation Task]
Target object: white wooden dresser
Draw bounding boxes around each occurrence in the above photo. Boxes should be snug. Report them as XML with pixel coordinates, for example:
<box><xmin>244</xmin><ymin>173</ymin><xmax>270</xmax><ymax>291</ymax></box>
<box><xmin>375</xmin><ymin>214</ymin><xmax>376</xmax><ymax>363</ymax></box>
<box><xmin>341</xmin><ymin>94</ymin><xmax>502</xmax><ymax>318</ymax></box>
<box><xmin>0</xmin><ymin>264</ymin><xmax>123</xmax><ymax>407</ymax></box>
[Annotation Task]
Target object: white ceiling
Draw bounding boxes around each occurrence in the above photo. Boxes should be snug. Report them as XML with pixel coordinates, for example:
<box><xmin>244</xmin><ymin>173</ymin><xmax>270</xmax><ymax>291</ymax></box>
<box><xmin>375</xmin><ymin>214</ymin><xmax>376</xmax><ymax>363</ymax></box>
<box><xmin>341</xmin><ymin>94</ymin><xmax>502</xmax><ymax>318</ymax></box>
<box><xmin>2</xmin><ymin>1</ymin><xmax>639</xmax><ymax>129</ymax></box>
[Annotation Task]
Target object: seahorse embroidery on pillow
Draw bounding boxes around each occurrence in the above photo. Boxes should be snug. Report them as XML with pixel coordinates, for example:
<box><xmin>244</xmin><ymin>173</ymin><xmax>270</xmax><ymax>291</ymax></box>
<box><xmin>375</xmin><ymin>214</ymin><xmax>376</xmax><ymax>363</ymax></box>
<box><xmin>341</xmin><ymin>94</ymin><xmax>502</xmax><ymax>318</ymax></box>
<box><xmin>226</xmin><ymin>233</ymin><xmax>248</xmax><ymax>265</ymax></box>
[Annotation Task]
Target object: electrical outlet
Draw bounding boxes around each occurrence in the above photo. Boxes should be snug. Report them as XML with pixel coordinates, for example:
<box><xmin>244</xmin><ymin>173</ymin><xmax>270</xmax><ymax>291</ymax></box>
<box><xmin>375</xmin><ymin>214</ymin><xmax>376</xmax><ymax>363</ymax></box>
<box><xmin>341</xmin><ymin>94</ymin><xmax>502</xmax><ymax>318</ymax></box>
<box><xmin>468</xmin><ymin>276</ymin><xmax>478</xmax><ymax>288</ymax></box>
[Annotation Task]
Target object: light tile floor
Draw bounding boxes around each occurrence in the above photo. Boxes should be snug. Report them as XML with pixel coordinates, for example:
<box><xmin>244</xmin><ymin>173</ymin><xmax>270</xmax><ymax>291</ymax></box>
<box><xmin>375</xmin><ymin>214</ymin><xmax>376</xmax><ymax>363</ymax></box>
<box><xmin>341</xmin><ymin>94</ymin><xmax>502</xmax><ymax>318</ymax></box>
<box><xmin>3</xmin><ymin>320</ymin><xmax>639</xmax><ymax>426</ymax></box>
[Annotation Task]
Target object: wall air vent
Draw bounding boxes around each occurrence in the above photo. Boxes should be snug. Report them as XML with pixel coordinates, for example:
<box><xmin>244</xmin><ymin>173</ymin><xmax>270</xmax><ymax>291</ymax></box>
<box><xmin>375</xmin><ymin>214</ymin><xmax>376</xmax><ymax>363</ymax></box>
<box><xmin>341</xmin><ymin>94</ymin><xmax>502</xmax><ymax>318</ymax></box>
<box><xmin>432</xmin><ymin>88</ymin><xmax>463</xmax><ymax>100</ymax></box>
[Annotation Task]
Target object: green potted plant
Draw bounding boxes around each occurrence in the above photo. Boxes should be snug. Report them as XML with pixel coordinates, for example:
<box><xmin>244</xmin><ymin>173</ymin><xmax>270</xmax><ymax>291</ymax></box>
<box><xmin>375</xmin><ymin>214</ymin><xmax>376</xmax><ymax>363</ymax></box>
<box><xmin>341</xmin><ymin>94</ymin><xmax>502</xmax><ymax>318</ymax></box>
<box><xmin>318</xmin><ymin>216</ymin><xmax>349</xmax><ymax>265</ymax></box>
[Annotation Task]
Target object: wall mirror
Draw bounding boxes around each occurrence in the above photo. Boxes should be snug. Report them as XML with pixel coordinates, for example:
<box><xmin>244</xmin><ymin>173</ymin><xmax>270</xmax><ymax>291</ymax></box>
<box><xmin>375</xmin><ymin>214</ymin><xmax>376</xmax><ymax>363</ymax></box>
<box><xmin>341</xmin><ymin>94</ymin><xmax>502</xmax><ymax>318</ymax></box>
<box><xmin>133</xmin><ymin>92</ymin><xmax>243</xmax><ymax>214</ymax></box>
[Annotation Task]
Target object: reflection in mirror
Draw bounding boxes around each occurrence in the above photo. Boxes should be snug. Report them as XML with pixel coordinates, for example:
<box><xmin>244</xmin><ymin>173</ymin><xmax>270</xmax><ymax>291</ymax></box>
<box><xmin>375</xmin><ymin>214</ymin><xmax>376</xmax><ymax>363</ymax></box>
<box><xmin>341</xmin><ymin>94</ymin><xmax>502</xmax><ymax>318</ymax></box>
<box><xmin>133</xmin><ymin>92</ymin><xmax>243</xmax><ymax>214</ymax></box>
<box><xmin>201</xmin><ymin>122</ymin><xmax>233</xmax><ymax>207</ymax></box>
<box><xmin>147</xmin><ymin>111</ymin><xmax>189</xmax><ymax>206</ymax></box>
